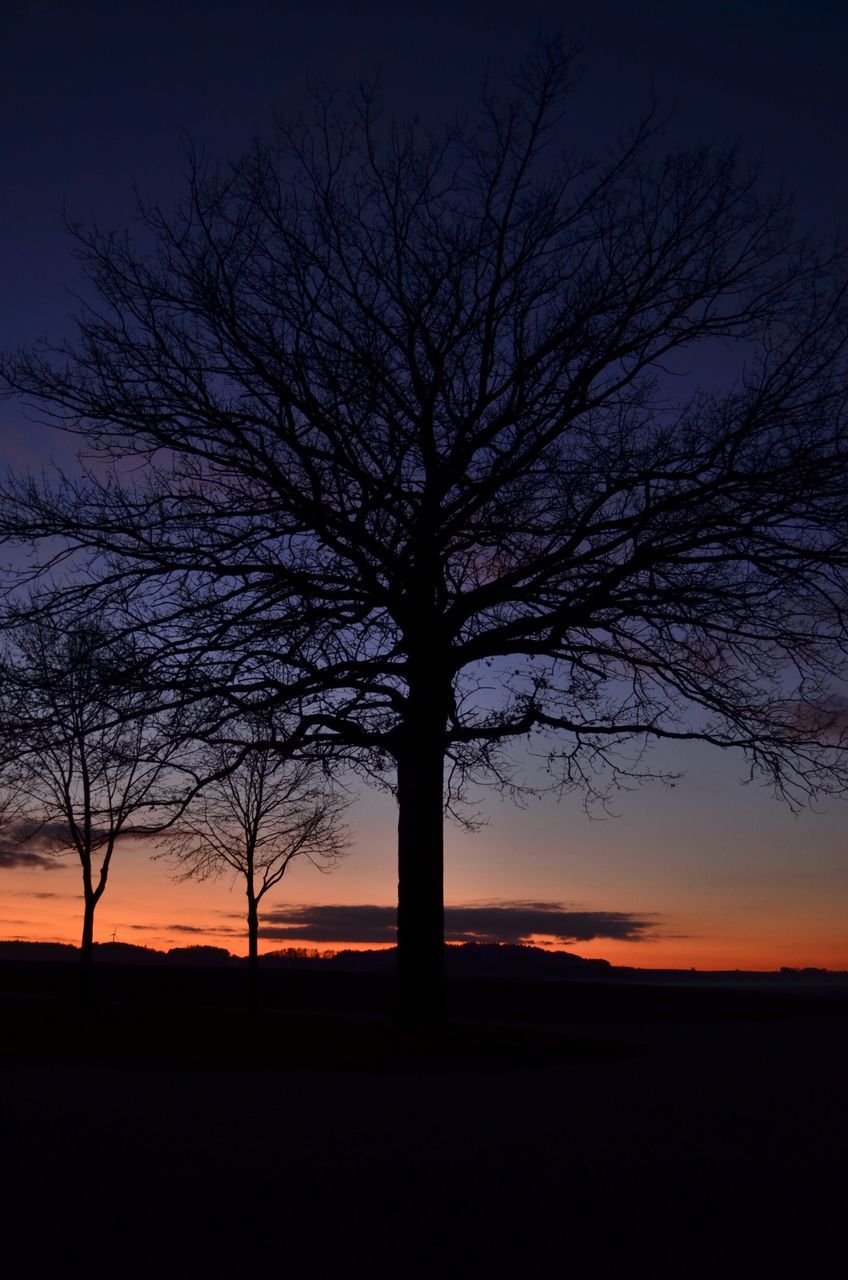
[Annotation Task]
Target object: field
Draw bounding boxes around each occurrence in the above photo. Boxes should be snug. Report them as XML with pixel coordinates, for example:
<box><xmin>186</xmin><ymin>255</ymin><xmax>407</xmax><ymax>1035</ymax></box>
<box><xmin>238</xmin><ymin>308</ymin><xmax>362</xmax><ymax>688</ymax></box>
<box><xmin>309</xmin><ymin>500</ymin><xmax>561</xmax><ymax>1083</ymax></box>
<box><xmin>2</xmin><ymin>960</ymin><xmax>845</xmax><ymax>1277</ymax></box>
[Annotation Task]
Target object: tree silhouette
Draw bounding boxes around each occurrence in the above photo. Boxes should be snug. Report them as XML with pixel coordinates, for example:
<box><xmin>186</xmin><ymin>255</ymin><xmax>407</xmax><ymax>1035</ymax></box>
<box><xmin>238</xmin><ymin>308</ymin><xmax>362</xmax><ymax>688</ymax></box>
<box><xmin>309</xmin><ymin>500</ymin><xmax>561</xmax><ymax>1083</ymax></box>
<box><xmin>0</xmin><ymin>613</ymin><xmax>183</xmax><ymax>1005</ymax></box>
<box><xmin>2</xmin><ymin>40</ymin><xmax>847</xmax><ymax>1023</ymax></box>
<box><xmin>157</xmin><ymin>715</ymin><xmax>347</xmax><ymax>1008</ymax></box>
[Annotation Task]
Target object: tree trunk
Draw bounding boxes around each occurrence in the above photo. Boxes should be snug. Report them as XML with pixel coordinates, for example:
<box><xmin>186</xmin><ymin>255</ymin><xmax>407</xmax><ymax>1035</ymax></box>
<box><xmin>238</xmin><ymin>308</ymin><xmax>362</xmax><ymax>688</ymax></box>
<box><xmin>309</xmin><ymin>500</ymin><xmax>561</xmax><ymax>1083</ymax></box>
<box><xmin>395</xmin><ymin>675</ymin><xmax>448</xmax><ymax>1028</ymax></box>
<box><xmin>247</xmin><ymin>895</ymin><xmax>260</xmax><ymax>1012</ymax></box>
<box><xmin>80</xmin><ymin>894</ymin><xmax>96</xmax><ymax>1010</ymax></box>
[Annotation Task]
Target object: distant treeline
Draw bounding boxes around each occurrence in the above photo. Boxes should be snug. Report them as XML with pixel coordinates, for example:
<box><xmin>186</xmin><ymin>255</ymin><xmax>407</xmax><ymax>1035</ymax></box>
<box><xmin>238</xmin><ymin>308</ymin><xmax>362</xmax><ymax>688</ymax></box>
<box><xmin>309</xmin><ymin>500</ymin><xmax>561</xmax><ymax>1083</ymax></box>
<box><xmin>0</xmin><ymin>939</ymin><xmax>613</xmax><ymax>976</ymax></box>
<box><xmin>1</xmin><ymin>941</ymin><xmax>845</xmax><ymax>985</ymax></box>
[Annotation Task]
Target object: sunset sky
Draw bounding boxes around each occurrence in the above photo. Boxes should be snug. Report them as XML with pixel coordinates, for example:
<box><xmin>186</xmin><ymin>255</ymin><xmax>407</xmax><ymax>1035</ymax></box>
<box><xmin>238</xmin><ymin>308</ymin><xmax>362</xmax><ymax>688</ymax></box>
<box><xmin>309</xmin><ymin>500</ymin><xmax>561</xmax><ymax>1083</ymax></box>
<box><xmin>1</xmin><ymin>0</ymin><xmax>847</xmax><ymax>970</ymax></box>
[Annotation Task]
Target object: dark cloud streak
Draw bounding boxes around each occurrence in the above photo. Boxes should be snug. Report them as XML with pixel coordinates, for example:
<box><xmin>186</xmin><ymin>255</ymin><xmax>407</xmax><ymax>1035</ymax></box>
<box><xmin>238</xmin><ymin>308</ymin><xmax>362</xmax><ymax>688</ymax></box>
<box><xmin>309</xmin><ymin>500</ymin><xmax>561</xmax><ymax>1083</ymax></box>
<box><xmin>259</xmin><ymin>902</ymin><xmax>656</xmax><ymax>945</ymax></box>
<box><xmin>0</xmin><ymin>820</ymin><xmax>75</xmax><ymax>868</ymax></box>
<box><xmin>0</xmin><ymin>846</ymin><xmax>61</xmax><ymax>871</ymax></box>
<box><xmin>127</xmin><ymin>922</ymin><xmax>240</xmax><ymax>935</ymax></box>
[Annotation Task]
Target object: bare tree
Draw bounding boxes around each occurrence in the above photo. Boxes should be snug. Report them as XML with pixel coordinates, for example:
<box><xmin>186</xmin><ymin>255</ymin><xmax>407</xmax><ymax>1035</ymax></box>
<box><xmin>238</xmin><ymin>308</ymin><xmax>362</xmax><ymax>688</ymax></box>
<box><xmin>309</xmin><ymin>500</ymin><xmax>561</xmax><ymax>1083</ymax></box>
<box><xmin>0</xmin><ymin>612</ymin><xmax>183</xmax><ymax>1004</ymax></box>
<box><xmin>2</xmin><ymin>39</ymin><xmax>848</xmax><ymax>1023</ymax></box>
<box><xmin>0</xmin><ymin>778</ymin><xmax>23</xmax><ymax>855</ymax></box>
<box><xmin>158</xmin><ymin>716</ymin><xmax>347</xmax><ymax>1007</ymax></box>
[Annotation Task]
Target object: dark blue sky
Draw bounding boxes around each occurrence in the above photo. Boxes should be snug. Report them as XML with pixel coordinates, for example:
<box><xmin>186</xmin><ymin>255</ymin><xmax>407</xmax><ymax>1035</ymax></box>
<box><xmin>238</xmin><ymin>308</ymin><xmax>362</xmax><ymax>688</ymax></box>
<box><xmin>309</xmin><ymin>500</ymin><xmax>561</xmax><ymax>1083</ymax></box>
<box><xmin>2</xmin><ymin>0</ymin><xmax>846</xmax><ymax>358</ymax></box>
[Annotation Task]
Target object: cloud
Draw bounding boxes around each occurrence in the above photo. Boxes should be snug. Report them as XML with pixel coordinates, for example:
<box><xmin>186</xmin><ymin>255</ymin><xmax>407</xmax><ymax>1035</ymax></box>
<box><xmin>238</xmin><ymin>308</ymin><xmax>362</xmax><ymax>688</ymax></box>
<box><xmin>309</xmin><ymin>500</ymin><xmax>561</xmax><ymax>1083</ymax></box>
<box><xmin>0</xmin><ymin>818</ymin><xmax>125</xmax><ymax>869</ymax></box>
<box><xmin>260</xmin><ymin>904</ymin><xmax>396</xmax><ymax>944</ymax></box>
<box><xmin>0</xmin><ymin>846</ymin><xmax>61</xmax><ymax>871</ymax></box>
<box><xmin>0</xmin><ymin>820</ymin><xmax>75</xmax><ymax>870</ymax></box>
<box><xmin>259</xmin><ymin>901</ymin><xmax>656</xmax><ymax>945</ymax></box>
<box><xmin>127</xmin><ymin>922</ymin><xmax>240</xmax><ymax>935</ymax></box>
<box><xmin>3</xmin><ymin>890</ymin><xmax>73</xmax><ymax>899</ymax></box>
<box><xmin>449</xmin><ymin>902</ymin><xmax>655</xmax><ymax>944</ymax></box>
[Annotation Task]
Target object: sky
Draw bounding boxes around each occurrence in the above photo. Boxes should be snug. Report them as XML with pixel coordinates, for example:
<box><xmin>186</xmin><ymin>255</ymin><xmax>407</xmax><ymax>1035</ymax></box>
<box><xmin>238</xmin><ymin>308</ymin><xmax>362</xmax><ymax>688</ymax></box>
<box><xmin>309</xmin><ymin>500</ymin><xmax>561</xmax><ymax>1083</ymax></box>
<box><xmin>1</xmin><ymin>0</ymin><xmax>847</xmax><ymax>969</ymax></box>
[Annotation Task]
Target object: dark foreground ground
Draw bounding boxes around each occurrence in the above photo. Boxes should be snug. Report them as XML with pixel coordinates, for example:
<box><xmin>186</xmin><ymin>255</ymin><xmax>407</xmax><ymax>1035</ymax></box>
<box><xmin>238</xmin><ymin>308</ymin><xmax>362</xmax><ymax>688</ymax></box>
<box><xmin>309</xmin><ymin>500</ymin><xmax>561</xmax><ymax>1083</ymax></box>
<box><xmin>1</xmin><ymin>962</ymin><xmax>846</xmax><ymax>1278</ymax></box>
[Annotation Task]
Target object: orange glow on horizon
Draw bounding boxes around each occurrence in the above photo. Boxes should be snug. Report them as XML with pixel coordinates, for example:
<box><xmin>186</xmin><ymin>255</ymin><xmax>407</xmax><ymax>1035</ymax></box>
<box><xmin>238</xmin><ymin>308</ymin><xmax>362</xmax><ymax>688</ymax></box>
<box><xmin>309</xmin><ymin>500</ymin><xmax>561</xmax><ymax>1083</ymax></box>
<box><xmin>4</xmin><ymin>898</ymin><xmax>846</xmax><ymax>972</ymax></box>
<box><xmin>3</xmin><ymin>800</ymin><xmax>847</xmax><ymax>974</ymax></box>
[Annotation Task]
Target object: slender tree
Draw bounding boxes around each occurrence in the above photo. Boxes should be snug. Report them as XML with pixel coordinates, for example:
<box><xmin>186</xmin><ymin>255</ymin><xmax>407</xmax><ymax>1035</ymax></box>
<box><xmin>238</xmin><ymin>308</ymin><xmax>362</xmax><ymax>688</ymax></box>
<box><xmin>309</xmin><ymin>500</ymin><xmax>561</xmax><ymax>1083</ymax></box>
<box><xmin>0</xmin><ymin>613</ymin><xmax>182</xmax><ymax>1005</ymax></box>
<box><xmin>158</xmin><ymin>716</ymin><xmax>347</xmax><ymax>1008</ymax></box>
<box><xmin>2</xmin><ymin>40</ymin><xmax>848</xmax><ymax>1023</ymax></box>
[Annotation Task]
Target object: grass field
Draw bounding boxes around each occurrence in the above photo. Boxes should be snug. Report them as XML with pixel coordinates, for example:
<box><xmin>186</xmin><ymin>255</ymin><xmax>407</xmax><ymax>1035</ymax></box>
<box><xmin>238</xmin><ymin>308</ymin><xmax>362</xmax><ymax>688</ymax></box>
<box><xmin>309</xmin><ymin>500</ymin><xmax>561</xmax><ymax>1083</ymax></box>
<box><xmin>2</xmin><ymin>961</ymin><xmax>845</xmax><ymax>1277</ymax></box>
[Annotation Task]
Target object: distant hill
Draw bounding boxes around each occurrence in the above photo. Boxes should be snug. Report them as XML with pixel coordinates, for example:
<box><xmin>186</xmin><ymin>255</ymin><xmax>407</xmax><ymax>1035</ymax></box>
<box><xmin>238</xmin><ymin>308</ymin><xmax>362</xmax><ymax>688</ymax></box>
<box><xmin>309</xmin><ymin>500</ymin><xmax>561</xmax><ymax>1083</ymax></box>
<box><xmin>0</xmin><ymin>938</ymin><xmax>610</xmax><ymax>974</ymax></box>
<box><xmin>325</xmin><ymin>943</ymin><xmax>612</xmax><ymax>977</ymax></box>
<box><xmin>0</xmin><ymin>941</ymin><xmax>79</xmax><ymax>964</ymax></box>
<box><xmin>0</xmin><ymin>939</ymin><xmax>843</xmax><ymax>982</ymax></box>
<box><xmin>0</xmin><ymin>940</ymin><xmax>238</xmax><ymax>967</ymax></box>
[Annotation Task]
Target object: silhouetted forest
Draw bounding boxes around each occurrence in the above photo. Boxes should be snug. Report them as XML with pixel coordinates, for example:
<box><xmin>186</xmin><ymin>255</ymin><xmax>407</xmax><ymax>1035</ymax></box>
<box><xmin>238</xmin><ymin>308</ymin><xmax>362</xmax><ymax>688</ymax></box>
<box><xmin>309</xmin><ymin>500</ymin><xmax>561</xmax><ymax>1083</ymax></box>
<box><xmin>1</xmin><ymin>937</ymin><xmax>844</xmax><ymax>980</ymax></box>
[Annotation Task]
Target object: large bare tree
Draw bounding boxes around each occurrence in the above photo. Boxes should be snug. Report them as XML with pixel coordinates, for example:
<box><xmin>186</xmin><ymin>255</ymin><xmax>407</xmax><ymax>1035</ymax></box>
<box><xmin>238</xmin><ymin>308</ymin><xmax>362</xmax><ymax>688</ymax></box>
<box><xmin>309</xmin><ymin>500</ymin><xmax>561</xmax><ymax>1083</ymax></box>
<box><xmin>2</xmin><ymin>41</ymin><xmax>847</xmax><ymax>1022</ymax></box>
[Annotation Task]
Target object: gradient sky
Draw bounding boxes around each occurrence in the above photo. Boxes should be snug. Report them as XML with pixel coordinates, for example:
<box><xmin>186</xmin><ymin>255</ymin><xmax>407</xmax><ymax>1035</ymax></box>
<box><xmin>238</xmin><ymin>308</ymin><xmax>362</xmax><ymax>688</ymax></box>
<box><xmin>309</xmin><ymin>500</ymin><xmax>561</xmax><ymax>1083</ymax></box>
<box><xmin>1</xmin><ymin>0</ymin><xmax>847</xmax><ymax>969</ymax></box>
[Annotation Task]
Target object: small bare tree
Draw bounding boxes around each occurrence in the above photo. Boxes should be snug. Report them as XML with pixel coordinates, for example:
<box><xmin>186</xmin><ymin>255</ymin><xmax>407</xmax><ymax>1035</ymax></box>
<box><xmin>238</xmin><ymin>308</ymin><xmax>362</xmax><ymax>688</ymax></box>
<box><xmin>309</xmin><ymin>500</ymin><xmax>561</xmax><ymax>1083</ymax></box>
<box><xmin>158</xmin><ymin>717</ymin><xmax>348</xmax><ymax>1007</ymax></box>
<box><xmin>0</xmin><ymin>610</ymin><xmax>183</xmax><ymax>1005</ymax></box>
